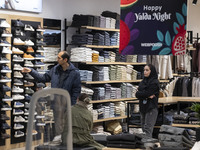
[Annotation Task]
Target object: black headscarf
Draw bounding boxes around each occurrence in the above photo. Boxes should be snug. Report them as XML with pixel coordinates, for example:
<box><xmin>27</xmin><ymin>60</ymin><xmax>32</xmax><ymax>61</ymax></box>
<box><xmin>138</xmin><ymin>64</ymin><xmax>159</xmax><ymax>91</ymax></box>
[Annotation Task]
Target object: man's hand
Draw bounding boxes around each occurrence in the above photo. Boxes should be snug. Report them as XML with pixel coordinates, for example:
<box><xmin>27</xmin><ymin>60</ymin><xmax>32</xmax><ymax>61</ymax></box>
<box><xmin>22</xmin><ymin>67</ymin><xmax>31</xmax><ymax>73</ymax></box>
<box><xmin>149</xmin><ymin>95</ymin><xmax>155</xmax><ymax>99</ymax></box>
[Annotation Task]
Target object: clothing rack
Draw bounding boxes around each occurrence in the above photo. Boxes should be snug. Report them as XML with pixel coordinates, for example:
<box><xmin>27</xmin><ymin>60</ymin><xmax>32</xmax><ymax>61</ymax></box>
<box><xmin>177</xmin><ymin>72</ymin><xmax>200</xmax><ymax>77</ymax></box>
<box><xmin>187</xmin><ymin>31</ymin><xmax>200</xmax><ymax>44</ymax></box>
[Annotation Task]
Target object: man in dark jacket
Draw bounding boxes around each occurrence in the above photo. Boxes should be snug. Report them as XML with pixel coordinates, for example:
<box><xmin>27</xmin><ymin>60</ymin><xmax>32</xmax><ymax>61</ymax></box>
<box><xmin>22</xmin><ymin>51</ymin><xmax>81</xmax><ymax>142</ymax></box>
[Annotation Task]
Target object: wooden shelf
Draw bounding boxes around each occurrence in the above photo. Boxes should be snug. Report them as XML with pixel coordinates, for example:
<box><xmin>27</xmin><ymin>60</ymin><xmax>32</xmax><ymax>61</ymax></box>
<box><xmin>159</xmin><ymin>80</ymin><xmax>169</xmax><ymax>82</ymax></box>
<box><xmin>84</xmin><ymin>45</ymin><xmax>119</xmax><ymax>49</ymax></box>
<box><xmin>91</xmin><ymin>97</ymin><xmax>137</xmax><ymax>104</ymax></box>
<box><xmin>43</xmin><ymin>26</ymin><xmax>61</xmax><ymax>30</ymax></box>
<box><xmin>129</xmin><ymin>125</ymin><xmax>161</xmax><ymax>128</ymax></box>
<box><xmin>82</xmin><ymin>62</ymin><xmax>146</xmax><ymax>65</ymax></box>
<box><xmin>103</xmin><ymin>148</ymin><xmax>142</xmax><ymax>150</ymax></box>
<box><xmin>93</xmin><ymin>116</ymin><xmax>127</xmax><ymax>123</ymax></box>
<box><xmin>82</xmin><ymin>80</ymin><xmax>168</xmax><ymax>84</ymax></box>
<box><xmin>81</xmin><ymin>26</ymin><xmax>120</xmax><ymax>32</ymax></box>
<box><xmin>187</xmin><ymin>47</ymin><xmax>196</xmax><ymax>51</ymax></box>
<box><xmin>82</xmin><ymin>80</ymin><xmax>142</xmax><ymax>84</ymax></box>
<box><xmin>172</xmin><ymin>123</ymin><xmax>200</xmax><ymax>128</ymax></box>
<box><xmin>43</xmin><ymin>45</ymin><xmax>60</xmax><ymax>48</ymax></box>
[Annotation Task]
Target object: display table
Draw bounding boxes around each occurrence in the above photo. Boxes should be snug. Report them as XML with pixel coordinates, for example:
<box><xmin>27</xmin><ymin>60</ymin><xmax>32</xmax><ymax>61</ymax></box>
<box><xmin>103</xmin><ymin>148</ymin><xmax>142</xmax><ymax>150</ymax></box>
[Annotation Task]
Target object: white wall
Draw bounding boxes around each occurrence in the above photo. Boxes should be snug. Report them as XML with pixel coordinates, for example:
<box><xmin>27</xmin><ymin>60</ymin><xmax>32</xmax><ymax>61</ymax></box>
<box><xmin>0</xmin><ymin>0</ymin><xmax>120</xmax><ymax>50</ymax></box>
<box><xmin>187</xmin><ymin>0</ymin><xmax>200</xmax><ymax>36</ymax></box>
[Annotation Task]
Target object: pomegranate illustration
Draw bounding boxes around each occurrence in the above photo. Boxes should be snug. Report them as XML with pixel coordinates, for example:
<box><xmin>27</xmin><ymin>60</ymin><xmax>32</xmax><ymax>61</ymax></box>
<box><xmin>119</xmin><ymin>20</ymin><xmax>130</xmax><ymax>53</ymax></box>
<box><xmin>171</xmin><ymin>24</ymin><xmax>186</xmax><ymax>56</ymax></box>
<box><xmin>120</xmin><ymin>0</ymin><xmax>138</xmax><ymax>9</ymax></box>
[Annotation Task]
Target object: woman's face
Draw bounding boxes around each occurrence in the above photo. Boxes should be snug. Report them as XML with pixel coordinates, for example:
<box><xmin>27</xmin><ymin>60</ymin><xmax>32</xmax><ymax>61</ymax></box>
<box><xmin>144</xmin><ymin>65</ymin><xmax>151</xmax><ymax>77</ymax></box>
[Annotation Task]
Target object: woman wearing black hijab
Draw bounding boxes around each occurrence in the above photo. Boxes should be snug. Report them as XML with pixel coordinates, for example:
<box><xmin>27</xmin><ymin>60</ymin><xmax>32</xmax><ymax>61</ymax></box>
<box><xmin>136</xmin><ymin>64</ymin><xmax>160</xmax><ymax>138</ymax></box>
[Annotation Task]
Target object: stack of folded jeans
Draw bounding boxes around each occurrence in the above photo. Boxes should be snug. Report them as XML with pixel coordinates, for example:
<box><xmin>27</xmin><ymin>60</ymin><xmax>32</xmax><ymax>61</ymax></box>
<box><xmin>92</xmin><ymin>87</ymin><xmax>105</xmax><ymax>100</ymax></box>
<box><xmin>109</xmin><ymin>103</ymin><xmax>115</xmax><ymax>118</ymax></box>
<box><xmin>103</xmin><ymin>67</ymin><xmax>109</xmax><ymax>81</ymax></box>
<box><xmin>126</xmin><ymin>55</ymin><xmax>137</xmax><ymax>62</ymax></box>
<box><xmin>106</xmin><ymin>133</ymin><xmax>138</xmax><ymax>149</ymax></box>
<box><xmin>188</xmin><ymin>112</ymin><xmax>200</xmax><ymax>124</ymax></box>
<box><xmin>158</xmin><ymin>125</ymin><xmax>194</xmax><ymax>149</ymax></box>
<box><xmin>79</xmin><ymin>70</ymin><xmax>93</xmax><ymax>81</ymax></box>
<box><xmin>110</xmin><ymin>18</ymin><xmax>116</xmax><ymax>29</ymax></box>
<box><xmin>132</xmin><ymin>85</ymin><xmax>138</xmax><ymax>97</ymax></box>
<box><xmin>116</xmin><ymin>88</ymin><xmax>122</xmax><ymax>99</ymax></box>
<box><xmin>109</xmin><ymin>65</ymin><xmax>117</xmax><ymax>80</ymax></box>
<box><xmin>109</xmin><ymin>51</ymin><xmax>116</xmax><ymax>62</ymax></box>
<box><xmin>98</xmin><ymin>56</ymin><xmax>104</xmax><ymax>62</ymax></box>
<box><xmin>121</xmin><ymin>66</ymin><xmax>127</xmax><ymax>80</ymax></box>
<box><xmin>127</xmin><ymin>83</ymin><xmax>133</xmax><ymax>98</ymax></box>
<box><xmin>116</xmin><ymin>65</ymin><xmax>122</xmax><ymax>80</ymax></box>
<box><xmin>97</xmin><ymin>107</ymin><xmax>104</xmax><ymax>119</ymax></box>
<box><xmin>100</xmin><ymin>16</ymin><xmax>106</xmax><ymax>28</ymax></box>
<box><xmin>104</xmin><ymin>84</ymin><xmax>111</xmax><ymax>99</ymax></box>
<box><xmin>103</xmin><ymin>31</ymin><xmax>110</xmax><ymax>46</ymax></box>
<box><xmin>93</xmin><ymin>33</ymin><xmax>104</xmax><ymax>45</ymax></box>
<box><xmin>93</xmin><ymin>109</ymin><xmax>98</xmax><ymax>121</ymax></box>
<box><xmin>132</xmin><ymin>69</ymin><xmax>138</xmax><ymax>80</ymax></box>
<box><xmin>93</xmin><ymin>16</ymin><xmax>100</xmax><ymax>27</ymax></box>
<box><xmin>129</xmin><ymin>113</ymin><xmax>141</xmax><ymax>125</ymax></box>
<box><xmin>91</xmin><ymin>66</ymin><xmax>102</xmax><ymax>81</ymax></box>
<box><xmin>115</xmin><ymin>106</ymin><xmax>121</xmax><ymax>117</ymax></box>
<box><xmin>173</xmin><ymin>114</ymin><xmax>189</xmax><ymax>124</ymax></box>
<box><xmin>71</xmin><ymin>14</ymin><xmax>94</xmax><ymax>27</ymax></box>
<box><xmin>105</xmin><ymin>17</ymin><xmax>111</xmax><ymax>28</ymax></box>
<box><xmin>70</xmin><ymin>47</ymin><xmax>93</xmax><ymax>62</ymax></box>
<box><xmin>120</xmin><ymin>54</ymin><xmax>127</xmax><ymax>62</ymax></box>
<box><xmin>110</xmin><ymin>32</ymin><xmax>119</xmax><ymax>46</ymax></box>
<box><xmin>101</xmin><ymin>10</ymin><xmax>120</xmax><ymax>29</ymax></box>
<box><xmin>98</xmin><ymin>70</ymin><xmax>104</xmax><ymax>81</ymax></box>
<box><xmin>137</xmin><ymin>55</ymin><xmax>147</xmax><ymax>63</ymax></box>
<box><xmin>100</xmin><ymin>51</ymin><xmax>109</xmax><ymax>62</ymax></box>
<box><xmin>103</xmin><ymin>105</ymin><xmax>110</xmax><ymax>118</ymax></box>
<box><xmin>110</xmin><ymin>87</ymin><xmax>117</xmax><ymax>99</ymax></box>
<box><xmin>126</xmin><ymin>65</ymin><xmax>133</xmax><ymax>80</ymax></box>
<box><xmin>121</xmin><ymin>83</ymin><xmax>127</xmax><ymax>98</ymax></box>
<box><xmin>81</xmin><ymin>86</ymin><xmax>94</xmax><ymax>95</ymax></box>
<box><xmin>71</xmin><ymin>34</ymin><xmax>93</xmax><ymax>45</ymax></box>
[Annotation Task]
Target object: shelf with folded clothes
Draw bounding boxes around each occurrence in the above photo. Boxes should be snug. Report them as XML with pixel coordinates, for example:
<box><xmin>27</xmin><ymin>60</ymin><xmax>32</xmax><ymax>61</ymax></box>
<box><xmin>82</xmin><ymin>80</ymin><xmax>169</xmax><ymax>84</ymax></box>
<box><xmin>90</xmin><ymin>97</ymin><xmax>137</xmax><ymax>104</ymax></box>
<box><xmin>81</xmin><ymin>26</ymin><xmax>120</xmax><ymax>32</ymax></box>
<box><xmin>172</xmin><ymin>123</ymin><xmax>200</xmax><ymax>128</ymax></box>
<box><xmin>82</xmin><ymin>80</ymin><xmax>142</xmax><ymax>84</ymax></box>
<box><xmin>81</xmin><ymin>62</ymin><xmax>147</xmax><ymax>65</ymax></box>
<box><xmin>83</xmin><ymin>45</ymin><xmax>119</xmax><ymax>49</ymax></box>
<box><xmin>93</xmin><ymin>115</ymin><xmax>127</xmax><ymax>123</ymax></box>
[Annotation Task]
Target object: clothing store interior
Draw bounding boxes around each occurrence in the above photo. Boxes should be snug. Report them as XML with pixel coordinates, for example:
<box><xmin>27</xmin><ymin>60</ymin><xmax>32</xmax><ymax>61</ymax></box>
<box><xmin>0</xmin><ymin>0</ymin><xmax>200</xmax><ymax>150</ymax></box>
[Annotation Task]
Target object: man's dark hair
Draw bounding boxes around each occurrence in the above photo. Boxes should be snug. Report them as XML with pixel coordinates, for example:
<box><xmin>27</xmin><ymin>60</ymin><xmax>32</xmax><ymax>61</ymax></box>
<box><xmin>61</xmin><ymin>51</ymin><xmax>70</xmax><ymax>62</ymax></box>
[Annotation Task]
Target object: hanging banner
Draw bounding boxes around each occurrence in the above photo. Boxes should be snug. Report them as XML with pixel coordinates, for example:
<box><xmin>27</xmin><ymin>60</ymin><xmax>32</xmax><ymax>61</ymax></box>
<box><xmin>120</xmin><ymin>0</ymin><xmax>187</xmax><ymax>55</ymax></box>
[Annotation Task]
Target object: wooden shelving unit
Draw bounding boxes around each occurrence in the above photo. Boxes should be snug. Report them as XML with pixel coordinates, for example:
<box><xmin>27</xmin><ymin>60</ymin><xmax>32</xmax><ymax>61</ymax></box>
<box><xmin>83</xmin><ymin>45</ymin><xmax>119</xmax><ymax>49</ymax></box>
<box><xmin>82</xmin><ymin>62</ymin><xmax>147</xmax><ymax>65</ymax></box>
<box><xmin>82</xmin><ymin>80</ymin><xmax>142</xmax><ymax>84</ymax></box>
<box><xmin>82</xmin><ymin>80</ymin><xmax>169</xmax><ymax>84</ymax></box>
<box><xmin>81</xmin><ymin>26</ymin><xmax>120</xmax><ymax>32</ymax></box>
<box><xmin>129</xmin><ymin>125</ymin><xmax>161</xmax><ymax>128</ymax></box>
<box><xmin>43</xmin><ymin>26</ymin><xmax>61</xmax><ymax>30</ymax></box>
<box><xmin>93</xmin><ymin>116</ymin><xmax>127</xmax><ymax>123</ymax></box>
<box><xmin>90</xmin><ymin>98</ymin><xmax>137</xmax><ymax>104</ymax></box>
<box><xmin>172</xmin><ymin>124</ymin><xmax>200</xmax><ymax>128</ymax></box>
